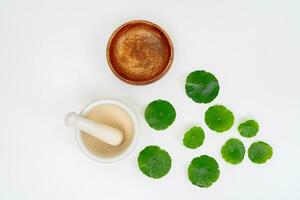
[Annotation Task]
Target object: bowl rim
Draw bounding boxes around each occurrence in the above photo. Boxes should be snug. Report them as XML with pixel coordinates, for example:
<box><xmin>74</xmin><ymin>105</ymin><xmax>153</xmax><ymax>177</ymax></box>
<box><xmin>106</xmin><ymin>20</ymin><xmax>174</xmax><ymax>85</ymax></box>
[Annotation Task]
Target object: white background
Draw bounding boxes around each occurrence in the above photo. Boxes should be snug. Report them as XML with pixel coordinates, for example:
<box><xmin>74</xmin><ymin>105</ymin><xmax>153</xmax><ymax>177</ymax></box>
<box><xmin>1</xmin><ymin>0</ymin><xmax>300</xmax><ymax>199</ymax></box>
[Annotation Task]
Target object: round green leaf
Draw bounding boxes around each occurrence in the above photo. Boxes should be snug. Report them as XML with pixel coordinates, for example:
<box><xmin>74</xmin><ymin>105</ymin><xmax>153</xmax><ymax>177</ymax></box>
<box><xmin>238</xmin><ymin>119</ymin><xmax>259</xmax><ymax>138</ymax></box>
<box><xmin>183</xmin><ymin>126</ymin><xmax>205</xmax><ymax>149</ymax></box>
<box><xmin>144</xmin><ymin>100</ymin><xmax>176</xmax><ymax>130</ymax></box>
<box><xmin>205</xmin><ymin>105</ymin><xmax>234</xmax><ymax>133</ymax></box>
<box><xmin>221</xmin><ymin>138</ymin><xmax>245</xmax><ymax>164</ymax></box>
<box><xmin>248</xmin><ymin>141</ymin><xmax>273</xmax><ymax>164</ymax></box>
<box><xmin>185</xmin><ymin>70</ymin><xmax>220</xmax><ymax>103</ymax></box>
<box><xmin>188</xmin><ymin>155</ymin><xmax>220</xmax><ymax>188</ymax></box>
<box><xmin>138</xmin><ymin>145</ymin><xmax>172</xmax><ymax>179</ymax></box>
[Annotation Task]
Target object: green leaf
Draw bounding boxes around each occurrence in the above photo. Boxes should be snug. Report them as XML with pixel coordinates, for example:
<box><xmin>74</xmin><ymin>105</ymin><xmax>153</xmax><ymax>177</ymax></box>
<box><xmin>188</xmin><ymin>155</ymin><xmax>220</xmax><ymax>188</ymax></box>
<box><xmin>144</xmin><ymin>99</ymin><xmax>176</xmax><ymax>130</ymax></box>
<box><xmin>221</xmin><ymin>138</ymin><xmax>245</xmax><ymax>164</ymax></box>
<box><xmin>185</xmin><ymin>70</ymin><xmax>220</xmax><ymax>103</ymax></box>
<box><xmin>138</xmin><ymin>145</ymin><xmax>172</xmax><ymax>179</ymax></box>
<box><xmin>248</xmin><ymin>141</ymin><xmax>273</xmax><ymax>164</ymax></box>
<box><xmin>238</xmin><ymin>120</ymin><xmax>259</xmax><ymax>138</ymax></box>
<box><xmin>183</xmin><ymin>126</ymin><xmax>205</xmax><ymax>149</ymax></box>
<box><xmin>205</xmin><ymin>105</ymin><xmax>234</xmax><ymax>133</ymax></box>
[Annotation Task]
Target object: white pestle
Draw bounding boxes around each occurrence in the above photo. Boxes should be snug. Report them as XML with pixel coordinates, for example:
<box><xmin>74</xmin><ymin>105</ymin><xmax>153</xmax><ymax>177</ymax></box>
<box><xmin>65</xmin><ymin>112</ymin><xmax>123</xmax><ymax>146</ymax></box>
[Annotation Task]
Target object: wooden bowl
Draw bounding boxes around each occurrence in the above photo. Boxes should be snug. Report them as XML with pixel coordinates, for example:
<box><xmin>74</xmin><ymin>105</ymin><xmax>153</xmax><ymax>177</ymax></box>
<box><xmin>106</xmin><ymin>20</ymin><xmax>174</xmax><ymax>85</ymax></box>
